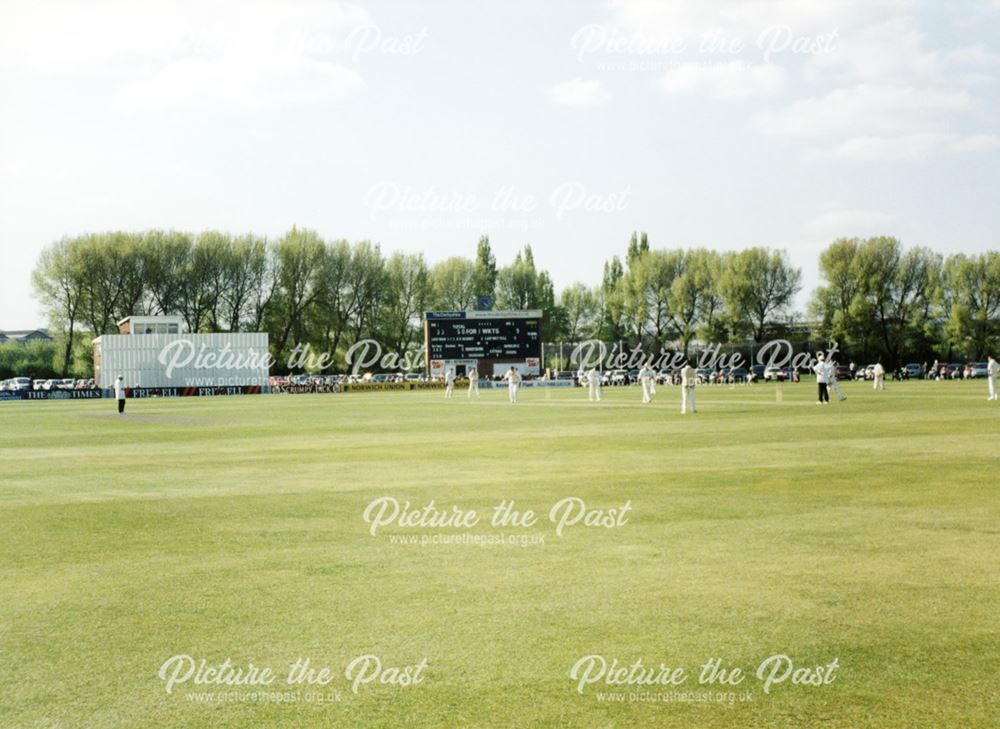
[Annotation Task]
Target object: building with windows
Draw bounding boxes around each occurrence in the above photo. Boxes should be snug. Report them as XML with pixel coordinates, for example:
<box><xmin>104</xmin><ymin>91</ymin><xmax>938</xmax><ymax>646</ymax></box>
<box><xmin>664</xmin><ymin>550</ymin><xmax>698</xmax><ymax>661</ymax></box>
<box><xmin>92</xmin><ymin>316</ymin><xmax>269</xmax><ymax>390</ymax></box>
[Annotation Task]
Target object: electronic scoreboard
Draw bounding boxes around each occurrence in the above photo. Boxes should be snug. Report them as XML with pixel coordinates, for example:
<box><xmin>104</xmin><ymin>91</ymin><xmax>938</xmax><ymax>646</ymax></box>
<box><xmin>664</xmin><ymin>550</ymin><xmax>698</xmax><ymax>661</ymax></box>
<box><xmin>424</xmin><ymin>310</ymin><xmax>542</xmax><ymax>362</ymax></box>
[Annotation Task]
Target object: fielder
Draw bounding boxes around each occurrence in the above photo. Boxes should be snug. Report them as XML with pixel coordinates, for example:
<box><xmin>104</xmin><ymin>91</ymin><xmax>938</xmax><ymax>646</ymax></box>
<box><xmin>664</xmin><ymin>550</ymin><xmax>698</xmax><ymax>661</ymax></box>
<box><xmin>680</xmin><ymin>363</ymin><xmax>697</xmax><ymax>414</ymax></box>
<box><xmin>639</xmin><ymin>363</ymin><xmax>656</xmax><ymax>403</ymax></box>
<box><xmin>504</xmin><ymin>366</ymin><xmax>521</xmax><ymax>404</ymax></box>
<box><xmin>587</xmin><ymin>368</ymin><xmax>602</xmax><ymax>402</ymax></box>
<box><xmin>873</xmin><ymin>362</ymin><xmax>886</xmax><ymax>391</ymax></box>
<box><xmin>468</xmin><ymin>368</ymin><xmax>480</xmax><ymax>398</ymax></box>
<box><xmin>444</xmin><ymin>368</ymin><xmax>455</xmax><ymax>399</ymax></box>
<box><xmin>828</xmin><ymin>361</ymin><xmax>847</xmax><ymax>402</ymax></box>
<box><xmin>988</xmin><ymin>355</ymin><xmax>998</xmax><ymax>401</ymax></box>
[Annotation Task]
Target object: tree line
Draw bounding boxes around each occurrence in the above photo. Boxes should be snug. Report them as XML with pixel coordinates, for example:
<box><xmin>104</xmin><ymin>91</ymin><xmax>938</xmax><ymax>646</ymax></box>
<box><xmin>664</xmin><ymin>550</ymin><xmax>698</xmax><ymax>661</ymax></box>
<box><xmin>27</xmin><ymin>228</ymin><xmax>1000</xmax><ymax>377</ymax></box>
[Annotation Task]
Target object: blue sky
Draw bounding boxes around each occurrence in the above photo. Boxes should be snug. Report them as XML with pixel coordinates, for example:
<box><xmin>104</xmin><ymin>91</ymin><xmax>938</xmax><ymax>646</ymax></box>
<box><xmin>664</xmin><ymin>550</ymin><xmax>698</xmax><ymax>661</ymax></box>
<box><xmin>1</xmin><ymin>0</ymin><xmax>998</xmax><ymax>329</ymax></box>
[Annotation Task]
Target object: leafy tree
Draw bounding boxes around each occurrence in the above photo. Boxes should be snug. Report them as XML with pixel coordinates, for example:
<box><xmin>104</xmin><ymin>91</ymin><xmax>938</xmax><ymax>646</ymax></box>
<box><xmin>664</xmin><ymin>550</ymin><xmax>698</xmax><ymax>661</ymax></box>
<box><xmin>144</xmin><ymin>230</ymin><xmax>194</xmax><ymax>316</ymax></box>
<box><xmin>31</xmin><ymin>238</ymin><xmax>84</xmax><ymax>375</ymax></box>
<box><xmin>668</xmin><ymin>249</ymin><xmax>716</xmax><ymax>358</ymax></box>
<box><xmin>472</xmin><ymin>235</ymin><xmax>497</xmax><ymax>303</ymax></box>
<box><xmin>270</xmin><ymin>227</ymin><xmax>328</xmax><ymax>363</ymax></box>
<box><xmin>431</xmin><ymin>257</ymin><xmax>477</xmax><ymax>311</ymax></box>
<box><xmin>558</xmin><ymin>284</ymin><xmax>599</xmax><ymax>342</ymax></box>
<box><xmin>343</xmin><ymin>241</ymin><xmax>388</xmax><ymax>345</ymax></box>
<box><xmin>380</xmin><ymin>252</ymin><xmax>431</xmax><ymax>356</ymax></box>
<box><xmin>942</xmin><ymin>252</ymin><xmax>1000</xmax><ymax>359</ymax></box>
<box><xmin>626</xmin><ymin>231</ymin><xmax>649</xmax><ymax>267</ymax></box>
<box><xmin>495</xmin><ymin>245</ymin><xmax>538</xmax><ymax>309</ymax></box>
<box><xmin>598</xmin><ymin>256</ymin><xmax>627</xmax><ymax>342</ymax></box>
<box><xmin>720</xmin><ymin>248</ymin><xmax>801</xmax><ymax>342</ymax></box>
<box><xmin>620</xmin><ymin>249</ymin><xmax>683</xmax><ymax>350</ymax></box>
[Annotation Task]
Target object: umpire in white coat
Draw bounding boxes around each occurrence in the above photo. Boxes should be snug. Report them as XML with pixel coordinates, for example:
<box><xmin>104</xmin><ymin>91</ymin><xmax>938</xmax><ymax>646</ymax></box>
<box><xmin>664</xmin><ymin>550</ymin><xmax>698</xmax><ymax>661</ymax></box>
<box><xmin>813</xmin><ymin>353</ymin><xmax>831</xmax><ymax>404</ymax></box>
<box><xmin>114</xmin><ymin>375</ymin><xmax>127</xmax><ymax>414</ymax></box>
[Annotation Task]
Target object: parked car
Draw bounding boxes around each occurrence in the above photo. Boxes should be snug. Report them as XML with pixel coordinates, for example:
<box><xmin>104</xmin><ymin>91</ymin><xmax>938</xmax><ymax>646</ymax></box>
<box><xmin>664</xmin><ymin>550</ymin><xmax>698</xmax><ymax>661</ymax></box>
<box><xmin>695</xmin><ymin>368</ymin><xmax>714</xmax><ymax>384</ymax></box>
<box><xmin>729</xmin><ymin>367</ymin><xmax>748</xmax><ymax>383</ymax></box>
<box><xmin>969</xmin><ymin>362</ymin><xmax>989</xmax><ymax>378</ymax></box>
<box><xmin>750</xmin><ymin>364</ymin><xmax>766</xmax><ymax>380</ymax></box>
<box><xmin>9</xmin><ymin>377</ymin><xmax>32</xmax><ymax>391</ymax></box>
<box><xmin>609</xmin><ymin>370</ymin><xmax>629</xmax><ymax>386</ymax></box>
<box><xmin>658</xmin><ymin>368</ymin><xmax>677</xmax><ymax>385</ymax></box>
<box><xmin>835</xmin><ymin>365</ymin><xmax>851</xmax><ymax>380</ymax></box>
<box><xmin>763</xmin><ymin>366</ymin><xmax>786</xmax><ymax>382</ymax></box>
<box><xmin>904</xmin><ymin>363</ymin><xmax>924</xmax><ymax>379</ymax></box>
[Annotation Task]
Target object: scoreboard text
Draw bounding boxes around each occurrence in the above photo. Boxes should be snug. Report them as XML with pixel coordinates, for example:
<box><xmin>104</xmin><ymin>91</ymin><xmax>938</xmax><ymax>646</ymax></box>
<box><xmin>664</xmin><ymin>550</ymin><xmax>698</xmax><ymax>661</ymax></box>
<box><xmin>426</xmin><ymin>315</ymin><xmax>541</xmax><ymax>361</ymax></box>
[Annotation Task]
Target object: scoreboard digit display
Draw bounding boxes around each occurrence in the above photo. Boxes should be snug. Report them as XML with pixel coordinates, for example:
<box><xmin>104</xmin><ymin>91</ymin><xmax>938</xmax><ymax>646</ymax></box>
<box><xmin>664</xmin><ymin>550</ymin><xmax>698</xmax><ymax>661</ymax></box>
<box><xmin>425</xmin><ymin>311</ymin><xmax>542</xmax><ymax>361</ymax></box>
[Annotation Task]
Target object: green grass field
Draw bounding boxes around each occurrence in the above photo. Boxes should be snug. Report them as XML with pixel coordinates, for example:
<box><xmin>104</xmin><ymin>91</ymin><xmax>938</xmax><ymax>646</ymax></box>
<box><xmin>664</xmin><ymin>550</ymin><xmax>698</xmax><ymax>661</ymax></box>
<box><xmin>1</xmin><ymin>379</ymin><xmax>998</xmax><ymax>728</ymax></box>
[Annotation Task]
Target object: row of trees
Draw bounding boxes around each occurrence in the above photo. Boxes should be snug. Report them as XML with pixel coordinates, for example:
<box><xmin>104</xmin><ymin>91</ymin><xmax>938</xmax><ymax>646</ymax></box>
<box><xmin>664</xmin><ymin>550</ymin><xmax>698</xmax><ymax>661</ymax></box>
<box><xmin>29</xmin><ymin>228</ymin><xmax>999</xmax><ymax>376</ymax></box>
<box><xmin>30</xmin><ymin>229</ymin><xmax>559</xmax><ymax>375</ymax></box>
<box><xmin>810</xmin><ymin>237</ymin><xmax>1000</xmax><ymax>365</ymax></box>
<box><xmin>561</xmin><ymin>233</ymin><xmax>802</xmax><ymax>357</ymax></box>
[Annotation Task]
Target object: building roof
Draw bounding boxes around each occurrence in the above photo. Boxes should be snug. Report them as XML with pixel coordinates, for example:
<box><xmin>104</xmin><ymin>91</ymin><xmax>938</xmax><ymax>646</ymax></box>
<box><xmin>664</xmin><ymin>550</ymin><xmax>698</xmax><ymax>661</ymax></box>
<box><xmin>0</xmin><ymin>329</ymin><xmax>52</xmax><ymax>341</ymax></box>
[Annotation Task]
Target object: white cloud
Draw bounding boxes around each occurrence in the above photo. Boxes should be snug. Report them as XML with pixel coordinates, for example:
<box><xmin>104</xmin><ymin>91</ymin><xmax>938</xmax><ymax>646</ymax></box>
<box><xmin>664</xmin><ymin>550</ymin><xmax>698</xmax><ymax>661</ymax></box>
<box><xmin>805</xmin><ymin>132</ymin><xmax>1000</xmax><ymax>161</ymax></box>
<box><xmin>658</xmin><ymin>61</ymin><xmax>786</xmax><ymax>98</ymax></box>
<box><xmin>550</xmin><ymin>78</ymin><xmax>611</xmax><ymax>106</ymax></box>
<box><xmin>805</xmin><ymin>133</ymin><xmax>952</xmax><ymax>161</ymax></box>
<box><xmin>755</xmin><ymin>83</ymin><xmax>970</xmax><ymax>137</ymax></box>
<box><xmin>805</xmin><ymin>17</ymin><xmax>942</xmax><ymax>84</ymax></box>
<box><xmin>0</xmin><ymin>0</ymin><xmax>371</xmax><ymax>111</ymax></box>
<box><xmin>113</xmin><ymin>57</ymin><xmax>363</xmax><ymax>112</ymax></box>
<box><xmin>950</xmin><ymin>134</ymin><xmax>1000</xmax><ymax>152</ymax></box>
<box><xmin>606</xmin><ymin>0</ymin><xmax>915</xmax><ymax>47</ymax></box>
<box><xmin>803</xmin><ymin>207</ymin><xmax>897</xmax><ymax>237</ymax></box>
<box><xmin>946</xmin><ymin>44</ymin><xmax>1000</xmax><ymax>67</ymax></box>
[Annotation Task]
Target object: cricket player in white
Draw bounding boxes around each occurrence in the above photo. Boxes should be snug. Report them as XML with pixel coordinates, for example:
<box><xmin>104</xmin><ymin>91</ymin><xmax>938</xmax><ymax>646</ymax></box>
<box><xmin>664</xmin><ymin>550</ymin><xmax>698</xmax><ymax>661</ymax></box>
<box><xmin>680</xmin><ymin>363</ymin><xmax>697</xmax><ymax>414</ymax></box>
<box><xmin>587</xmin><ymin>368</ymin><xmax>602</xmax><ymax>402</ymax></box>
<box><xmin>639</xmin><ymin>363</ymin><xmax>656</xmax><ymax>403</ymax></box>
<box><xmin>987</xmin><ymin>355</ymin><xmax>998</xmax><ymax>401</ymax></box>
<box><xmin>468</xmin><ymin>368</ymin><xmax>480</xmax><ymax>398</ymax></box>
<box><xmin>873</xmin><ymin>362</ymin><xmax>886</xmax><ymax>391</ymax></box>
<box><xmin>444</xmin><ymin>368</ymin><xmax>455</xmax><ymax>399</ymax></box>
<box><xmin>504</xmin><ymin>366</ymin><xmax>521</xmax><ymax>403</ymax></box>
<box><xmin>829</xmin><ymin>361</ymin><xmax>847</xmax><ymax>402</ymax></box>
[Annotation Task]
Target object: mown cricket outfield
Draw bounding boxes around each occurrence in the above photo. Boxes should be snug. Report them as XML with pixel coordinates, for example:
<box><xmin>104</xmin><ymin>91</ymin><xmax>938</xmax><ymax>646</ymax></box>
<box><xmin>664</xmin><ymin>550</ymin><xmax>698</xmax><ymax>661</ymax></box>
<box><xmin>1</xmin><ymin>380</ymin><xmax>998</xmax><ymax>728</ymax></box>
